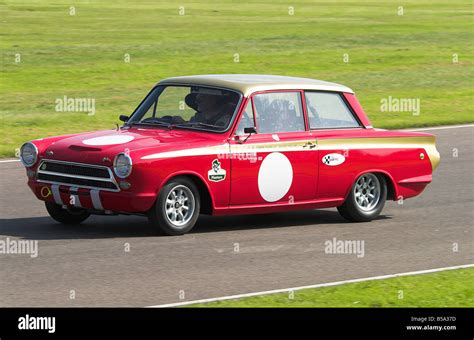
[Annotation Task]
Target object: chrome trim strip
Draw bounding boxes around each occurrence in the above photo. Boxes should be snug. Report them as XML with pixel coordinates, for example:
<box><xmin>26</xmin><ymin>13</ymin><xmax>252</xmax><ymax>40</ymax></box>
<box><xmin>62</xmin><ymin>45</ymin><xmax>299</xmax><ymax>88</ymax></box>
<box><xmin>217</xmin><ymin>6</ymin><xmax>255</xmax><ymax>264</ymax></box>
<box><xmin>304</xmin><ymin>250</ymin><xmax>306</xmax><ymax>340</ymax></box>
<box><xmin>38</xmin><ymin>170</ymin><xmax>111</xmax><ymax>181</ymax></box>
<box><xmin>51</xmin><ymin>184</ymin><xmax>62</xmax><ymax>205</ymax></box>
<box><xmin>39</xmin><ymin>158</ymin><xmax>113</xmax><ymax>170</ymax></box>
<box><xmin>90</xmin><ymin>190</ymin><xmax>103</xmax><ymax>210</ymax></box>
<box><xmin>69</xmin><ymin>186</ymin><xmax>81</xmax><ymax>208</ymax></box>
<box><xmin>37</xmin><ymin>179</ymin><xmax>119</xmax><ymax>192</ymax></box>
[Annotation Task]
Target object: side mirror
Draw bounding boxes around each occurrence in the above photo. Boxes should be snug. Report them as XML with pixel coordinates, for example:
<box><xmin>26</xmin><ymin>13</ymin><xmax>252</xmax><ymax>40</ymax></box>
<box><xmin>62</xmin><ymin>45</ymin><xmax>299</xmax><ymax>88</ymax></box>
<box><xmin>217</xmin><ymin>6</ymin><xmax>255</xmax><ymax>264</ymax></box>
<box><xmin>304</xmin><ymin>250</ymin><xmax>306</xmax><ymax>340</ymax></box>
<box><xmin>235</xmin><ymin>127</ymin><xmax>256</xmax><ymax>144</ymax></box>
<box><xmin>119</xmin><ymin>115</ymin><xmax>129</xmax><ymax>123</ymax></box>
<box><xmin>243</xmin><ymin>127</ymin><xmax>257</xmax><ymax>134</ymax></box>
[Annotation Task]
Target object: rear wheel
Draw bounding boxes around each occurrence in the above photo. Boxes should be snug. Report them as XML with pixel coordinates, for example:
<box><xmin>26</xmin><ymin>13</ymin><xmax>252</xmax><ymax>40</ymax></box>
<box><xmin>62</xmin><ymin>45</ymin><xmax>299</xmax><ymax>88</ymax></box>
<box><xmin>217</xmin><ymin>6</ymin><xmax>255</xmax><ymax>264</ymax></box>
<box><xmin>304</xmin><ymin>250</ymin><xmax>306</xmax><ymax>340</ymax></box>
<box><xmin>148</xmin><ymin>177</ymin><xmax>200</xmax><ymax>235</ymax></box>
<box><xmin>337</xmin><ymin>173</ymin><xmax>387</xmax><ymax>222</ymax></box>
<box><xmin>45</xmin><ymin>202</ymin><xmax>90</xmax><ymax>224</ymax></box>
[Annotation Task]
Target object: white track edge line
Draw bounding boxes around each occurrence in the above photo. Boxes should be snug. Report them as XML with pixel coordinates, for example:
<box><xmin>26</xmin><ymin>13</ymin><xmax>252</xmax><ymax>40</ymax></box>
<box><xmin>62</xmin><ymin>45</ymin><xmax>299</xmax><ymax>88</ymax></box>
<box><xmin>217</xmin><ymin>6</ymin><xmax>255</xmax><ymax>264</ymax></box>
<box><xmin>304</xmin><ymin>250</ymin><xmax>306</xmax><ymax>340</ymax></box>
<box><xmin>405</xmin><ymin>124</ymin><xmax>474</xmax><ymax>131</ymax></box>
<box><xmin>0</xmin><ymin>159</ymin><xmax>20</xmax><ymax>163</ymax></box>
<box><xmin>147</xmin><ymin>263</ymin><xmax>474</xmax><ymax>308</ymax></box>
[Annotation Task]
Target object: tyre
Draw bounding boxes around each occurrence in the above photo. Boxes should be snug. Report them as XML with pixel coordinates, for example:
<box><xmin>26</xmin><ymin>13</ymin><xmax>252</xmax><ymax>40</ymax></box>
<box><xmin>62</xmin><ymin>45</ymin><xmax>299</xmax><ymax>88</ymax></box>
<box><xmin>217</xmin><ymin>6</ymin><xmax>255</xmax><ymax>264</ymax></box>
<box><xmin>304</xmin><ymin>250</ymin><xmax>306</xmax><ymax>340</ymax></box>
<box><xmin>45</xmin><ymin>202</ymin><xmax>90</xmax><ymax>224</ymax></box>
<box><xmin>337</xmin><ymin>173</ymin><xmax>387</xmax><ymax>222</ymax></box>
<box><xmin>148</xmin><ymin>177</ymin><xmax>200</xmax><ymax>235</ymax></box>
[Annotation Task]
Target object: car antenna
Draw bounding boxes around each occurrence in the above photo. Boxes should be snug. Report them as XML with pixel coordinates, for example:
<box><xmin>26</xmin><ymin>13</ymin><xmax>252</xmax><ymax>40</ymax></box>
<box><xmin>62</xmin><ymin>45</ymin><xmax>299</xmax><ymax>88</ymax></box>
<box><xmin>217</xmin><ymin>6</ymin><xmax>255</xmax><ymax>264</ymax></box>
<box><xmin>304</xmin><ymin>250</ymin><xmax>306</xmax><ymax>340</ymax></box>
<box><xmin>116</xmin><ymin>123</ymin><xmax>119</xmax><ymax>131</ymax></box>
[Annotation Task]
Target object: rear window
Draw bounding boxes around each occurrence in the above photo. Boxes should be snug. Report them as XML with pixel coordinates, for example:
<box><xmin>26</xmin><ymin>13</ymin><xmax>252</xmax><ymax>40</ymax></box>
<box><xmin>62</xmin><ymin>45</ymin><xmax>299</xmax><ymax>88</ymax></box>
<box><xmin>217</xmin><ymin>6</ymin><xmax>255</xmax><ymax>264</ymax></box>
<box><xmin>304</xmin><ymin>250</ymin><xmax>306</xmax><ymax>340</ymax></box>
<box><xmin>305</xmin><ymin>92</ymin><xmax>359</xmax><ymax>129</ymax></box>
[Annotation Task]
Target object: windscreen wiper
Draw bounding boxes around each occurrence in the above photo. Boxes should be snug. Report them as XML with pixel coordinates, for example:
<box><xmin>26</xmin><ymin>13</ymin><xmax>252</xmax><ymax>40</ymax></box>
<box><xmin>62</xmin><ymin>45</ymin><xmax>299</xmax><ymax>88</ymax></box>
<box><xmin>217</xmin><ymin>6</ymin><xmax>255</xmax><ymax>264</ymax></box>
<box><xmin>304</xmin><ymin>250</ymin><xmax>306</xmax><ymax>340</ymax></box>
<box><xmin>129</xmin><ymin>121</ymin><xmax>171</xmax><ymax>128</ymax></box>
<box><xmin>175</xmin><ymin>122</ymin><xmax>221</xmax><ymax>129</ymax></box>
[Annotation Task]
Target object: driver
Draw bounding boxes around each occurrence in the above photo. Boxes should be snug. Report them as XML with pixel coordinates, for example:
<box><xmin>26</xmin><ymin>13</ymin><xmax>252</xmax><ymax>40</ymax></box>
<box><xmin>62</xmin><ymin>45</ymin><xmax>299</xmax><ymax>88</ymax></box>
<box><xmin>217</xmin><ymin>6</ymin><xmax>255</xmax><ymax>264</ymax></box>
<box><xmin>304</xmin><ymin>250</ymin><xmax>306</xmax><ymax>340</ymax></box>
<box><xmin>270</xmin><ymin>99</ymin><xmax>299</xmax><ymax>132</ymax></box>
<box><xmin>190</xmin><ymin>93</ymin><xmax>232</xmax><ymax>127</ymax></box>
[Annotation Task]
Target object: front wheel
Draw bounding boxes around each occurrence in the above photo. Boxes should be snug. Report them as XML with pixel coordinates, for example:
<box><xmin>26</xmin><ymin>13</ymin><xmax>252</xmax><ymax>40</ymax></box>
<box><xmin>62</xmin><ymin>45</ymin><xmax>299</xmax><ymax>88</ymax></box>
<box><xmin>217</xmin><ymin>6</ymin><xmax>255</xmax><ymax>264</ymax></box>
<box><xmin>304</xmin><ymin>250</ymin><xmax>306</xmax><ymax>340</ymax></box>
<box><xmin>337</xmin><ymin>173</ymin><xmax>387</xmax><ymax>222</ymax></box>
<box><xmin>148</xmin><ymin>177</ymin><xmax>200</xmax><ymax>235</ymax></box>
<box><xmin>45</xmin><ymin>202</ymin><xmax>90</xmax><ymax>224</ymax></box>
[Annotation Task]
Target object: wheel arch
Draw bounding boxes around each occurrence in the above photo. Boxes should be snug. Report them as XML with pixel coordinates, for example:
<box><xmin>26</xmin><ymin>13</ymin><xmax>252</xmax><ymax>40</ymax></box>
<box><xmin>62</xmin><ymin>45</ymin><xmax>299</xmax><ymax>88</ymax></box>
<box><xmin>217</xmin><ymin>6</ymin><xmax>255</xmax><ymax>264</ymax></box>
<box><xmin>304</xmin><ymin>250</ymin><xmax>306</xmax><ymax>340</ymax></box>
<box><xmin>346</xmin><ymin>169</ymin><xmax>398</xmax><ymax>201</ymax></box>
<box><xmin>159</xmin><ymin>171</ymin><xmax>214</xmax><ymax>215</ymax></box>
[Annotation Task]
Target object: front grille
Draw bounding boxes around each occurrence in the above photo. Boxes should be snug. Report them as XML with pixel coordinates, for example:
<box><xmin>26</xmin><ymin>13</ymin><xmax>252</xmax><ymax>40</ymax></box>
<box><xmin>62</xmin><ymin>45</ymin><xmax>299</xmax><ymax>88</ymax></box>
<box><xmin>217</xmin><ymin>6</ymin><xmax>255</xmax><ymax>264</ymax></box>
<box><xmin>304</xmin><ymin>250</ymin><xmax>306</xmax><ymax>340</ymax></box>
<box><xmin>37</xmin><ymin>160</ymin><xmax>119</xmax><ymax>191</ymax></box>
<box><xmin>39</xmin><ymin>161</ymin><xmax>110</xmax><ymax>178</ymax></box>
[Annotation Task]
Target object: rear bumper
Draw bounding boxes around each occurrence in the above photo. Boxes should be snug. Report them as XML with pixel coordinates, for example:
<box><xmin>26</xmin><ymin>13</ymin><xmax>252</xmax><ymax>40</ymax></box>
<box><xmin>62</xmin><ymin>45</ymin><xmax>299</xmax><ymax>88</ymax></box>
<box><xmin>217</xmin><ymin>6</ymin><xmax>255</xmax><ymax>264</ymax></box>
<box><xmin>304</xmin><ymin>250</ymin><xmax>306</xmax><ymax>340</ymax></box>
<box><xmin>425</xmin><ymin>144</ymin><xmax>440</xmax><ymax>171</ymax></box>
<box><xmin>396</xmin><ymin>175</ymin><xmax>431</xmax><ymax>200</ymax></box>
<box><xmin>28</xmin><ymin>180</ymin><xmax>156</xmax><ymax>213</ymax></box>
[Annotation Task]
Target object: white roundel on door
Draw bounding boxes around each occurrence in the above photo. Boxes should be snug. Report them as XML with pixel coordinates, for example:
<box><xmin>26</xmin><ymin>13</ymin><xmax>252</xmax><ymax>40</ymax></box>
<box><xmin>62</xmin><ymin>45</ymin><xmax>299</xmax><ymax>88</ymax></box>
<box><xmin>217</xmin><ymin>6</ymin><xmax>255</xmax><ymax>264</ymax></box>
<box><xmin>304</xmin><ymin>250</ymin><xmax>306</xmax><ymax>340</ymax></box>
<box><xmin>258</xmin><ymin>152</ymin><xmax>293</xmax><ymax>202</ymax></box>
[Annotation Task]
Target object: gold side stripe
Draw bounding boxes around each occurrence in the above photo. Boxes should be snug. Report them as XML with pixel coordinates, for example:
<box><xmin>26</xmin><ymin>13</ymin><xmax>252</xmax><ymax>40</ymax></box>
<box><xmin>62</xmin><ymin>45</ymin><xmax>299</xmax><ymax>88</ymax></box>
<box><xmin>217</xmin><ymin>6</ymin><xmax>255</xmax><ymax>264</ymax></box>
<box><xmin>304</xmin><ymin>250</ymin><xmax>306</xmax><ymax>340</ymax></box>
<box><xmin>317</xmin><ymin>136</ymin><xmax>435</xmax><ymax>148</ymax></box>
<box><xmin>318</xmin><ymin>136</ymin><xmax>439</xmax><ymax>170</ymax></box>
<box><xmin>141</xmin><ymin>144</ymin><xmax>230</xmax><ymax>160</ymax></box>
<box><xmin>140</xmin><ymin>136</ymin><xmax>440</xmax><ymax>170</ymax></box>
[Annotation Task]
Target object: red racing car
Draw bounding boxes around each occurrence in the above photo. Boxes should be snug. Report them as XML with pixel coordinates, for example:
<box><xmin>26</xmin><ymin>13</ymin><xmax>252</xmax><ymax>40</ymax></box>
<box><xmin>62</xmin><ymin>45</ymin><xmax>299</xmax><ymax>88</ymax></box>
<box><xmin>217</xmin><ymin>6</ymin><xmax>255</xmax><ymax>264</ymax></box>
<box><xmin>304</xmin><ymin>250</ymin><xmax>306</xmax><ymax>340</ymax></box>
<box><xmin>20</xmin><ymin>75</ymin><xmax>440</xmax><ymax>235</ymax></box>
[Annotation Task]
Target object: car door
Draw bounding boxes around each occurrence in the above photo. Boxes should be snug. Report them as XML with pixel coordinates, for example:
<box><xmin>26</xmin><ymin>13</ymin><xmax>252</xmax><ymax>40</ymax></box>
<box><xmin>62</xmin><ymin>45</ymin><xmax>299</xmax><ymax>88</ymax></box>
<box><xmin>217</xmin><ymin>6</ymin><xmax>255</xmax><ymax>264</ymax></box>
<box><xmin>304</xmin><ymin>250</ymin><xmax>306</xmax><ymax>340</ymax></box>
<box><xmin>229</xmin><ymin>90</ymin><xmax>319</xmax><ymax>206</ymax></box>
<box><xmin>304</xmin><ymin>91</ymin><xmax>364</xmax><ymax>200</ymax></box>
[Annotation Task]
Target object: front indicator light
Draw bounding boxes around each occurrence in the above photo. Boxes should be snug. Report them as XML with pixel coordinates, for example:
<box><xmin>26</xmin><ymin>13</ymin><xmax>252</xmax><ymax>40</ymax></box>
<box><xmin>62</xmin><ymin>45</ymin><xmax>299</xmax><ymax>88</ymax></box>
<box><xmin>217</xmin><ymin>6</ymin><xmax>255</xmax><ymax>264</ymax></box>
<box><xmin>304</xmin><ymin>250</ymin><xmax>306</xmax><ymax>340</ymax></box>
<box><xmin>119</xmin><ymin>181</ymin><xmax>131</xmax><ymax>190</ymax></box>
<box><xmin>26</xmin><ymin>169</ymin><xmax>36</xmax><ymax>178</ymax></box>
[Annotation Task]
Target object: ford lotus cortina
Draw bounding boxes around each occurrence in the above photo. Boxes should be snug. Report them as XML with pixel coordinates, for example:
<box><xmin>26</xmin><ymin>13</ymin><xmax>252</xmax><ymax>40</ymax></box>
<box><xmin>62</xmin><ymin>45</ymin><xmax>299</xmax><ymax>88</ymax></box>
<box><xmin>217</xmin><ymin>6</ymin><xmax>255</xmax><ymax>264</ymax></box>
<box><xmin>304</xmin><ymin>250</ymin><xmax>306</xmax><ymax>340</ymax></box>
<box><xmin>20</xmin><ymin>75</ymin><xmax>440</xmax><ymax>235</ymax></box>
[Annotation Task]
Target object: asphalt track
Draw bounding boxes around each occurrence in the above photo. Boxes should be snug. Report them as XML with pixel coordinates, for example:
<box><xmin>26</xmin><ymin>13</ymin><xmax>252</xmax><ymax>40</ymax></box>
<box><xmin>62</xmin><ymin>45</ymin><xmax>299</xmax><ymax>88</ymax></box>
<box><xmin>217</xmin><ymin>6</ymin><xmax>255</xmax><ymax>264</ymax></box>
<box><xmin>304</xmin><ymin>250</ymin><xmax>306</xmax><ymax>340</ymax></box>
<box><xmin>0</xmin><ymin>126</ymin><xmax>473</xmax><ymax>307</ymax></box>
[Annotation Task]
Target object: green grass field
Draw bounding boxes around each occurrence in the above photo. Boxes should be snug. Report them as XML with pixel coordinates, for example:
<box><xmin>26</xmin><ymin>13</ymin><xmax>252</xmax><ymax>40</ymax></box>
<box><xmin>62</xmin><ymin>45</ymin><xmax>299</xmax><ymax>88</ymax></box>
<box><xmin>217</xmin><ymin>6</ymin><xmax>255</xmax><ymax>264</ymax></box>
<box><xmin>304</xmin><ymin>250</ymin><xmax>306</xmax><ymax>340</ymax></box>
<box><xmin>1</xmin><ymin>0</ymin><xmax>473</xmax><ymax>157</ymax></box>
<box><xmin>189</xmin><ymin>268</ymin><xmax>474</xmax><ymax>307</ymax></box>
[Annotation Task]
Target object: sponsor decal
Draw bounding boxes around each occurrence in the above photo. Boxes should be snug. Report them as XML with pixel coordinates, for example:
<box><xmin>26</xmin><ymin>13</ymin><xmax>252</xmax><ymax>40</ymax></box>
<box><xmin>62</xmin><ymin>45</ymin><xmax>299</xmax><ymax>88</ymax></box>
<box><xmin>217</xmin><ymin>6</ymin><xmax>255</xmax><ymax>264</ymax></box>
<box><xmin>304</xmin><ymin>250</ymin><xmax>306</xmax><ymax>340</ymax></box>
<box><xmin>208</xmin><ymin>159</ymin><xmax>226</xmax><ymax>182</ymax></box>
<box><xmin>322</xmin><ymin>153</ymin><xmax>345</xmax><ymax>166</ymax></box>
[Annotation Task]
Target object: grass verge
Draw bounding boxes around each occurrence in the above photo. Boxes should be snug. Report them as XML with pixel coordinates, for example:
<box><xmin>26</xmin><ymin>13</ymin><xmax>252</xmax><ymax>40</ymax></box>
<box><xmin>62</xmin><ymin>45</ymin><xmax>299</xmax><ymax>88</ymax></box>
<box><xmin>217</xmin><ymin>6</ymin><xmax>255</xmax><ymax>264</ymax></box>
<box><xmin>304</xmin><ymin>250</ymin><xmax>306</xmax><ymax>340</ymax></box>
<box><xmin>189</xmin><ymin>268</ymin><xmax>474</xmax><ymax>307</ymax></box>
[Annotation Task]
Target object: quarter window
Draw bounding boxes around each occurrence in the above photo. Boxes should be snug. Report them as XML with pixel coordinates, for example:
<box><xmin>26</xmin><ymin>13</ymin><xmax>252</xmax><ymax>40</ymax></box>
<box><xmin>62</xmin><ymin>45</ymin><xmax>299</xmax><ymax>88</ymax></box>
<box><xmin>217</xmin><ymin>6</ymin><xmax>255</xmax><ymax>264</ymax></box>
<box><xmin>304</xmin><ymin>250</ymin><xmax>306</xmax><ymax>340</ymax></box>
<box><xmin>305</xmin><ymin>92</ymin><xmax>359</xmax><ymax>129</ymax></box>
<box><xmin>235</xmin><ymin>100</ymin><xmax>255</xmax><ymax>135</ymax></box>
<box><xmin>253</xmin><ymin>92</ymin><xmax>305</xmax><ymax>134</ymax></box>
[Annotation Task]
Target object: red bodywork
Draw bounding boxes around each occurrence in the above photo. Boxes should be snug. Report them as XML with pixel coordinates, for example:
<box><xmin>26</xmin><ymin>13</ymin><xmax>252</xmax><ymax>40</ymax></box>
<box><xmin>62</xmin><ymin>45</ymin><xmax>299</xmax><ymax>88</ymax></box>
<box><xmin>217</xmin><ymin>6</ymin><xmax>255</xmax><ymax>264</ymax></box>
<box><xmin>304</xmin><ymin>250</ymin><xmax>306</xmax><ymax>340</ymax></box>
<box><xmin>25</xmin><ymin>90</ymin><xmax>439</xmax><ymax>217</ymax></box>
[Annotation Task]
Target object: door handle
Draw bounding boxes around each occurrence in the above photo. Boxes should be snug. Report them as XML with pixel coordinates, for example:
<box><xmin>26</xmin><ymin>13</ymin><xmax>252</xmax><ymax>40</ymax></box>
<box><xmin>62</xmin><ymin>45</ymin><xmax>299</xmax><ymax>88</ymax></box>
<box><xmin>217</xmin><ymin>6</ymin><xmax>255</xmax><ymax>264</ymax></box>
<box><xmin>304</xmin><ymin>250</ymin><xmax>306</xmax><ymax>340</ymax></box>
<box><xmin>302</xmin><ymin>142</ymin><xmax>316</xmax><ymax>149</ymax></box>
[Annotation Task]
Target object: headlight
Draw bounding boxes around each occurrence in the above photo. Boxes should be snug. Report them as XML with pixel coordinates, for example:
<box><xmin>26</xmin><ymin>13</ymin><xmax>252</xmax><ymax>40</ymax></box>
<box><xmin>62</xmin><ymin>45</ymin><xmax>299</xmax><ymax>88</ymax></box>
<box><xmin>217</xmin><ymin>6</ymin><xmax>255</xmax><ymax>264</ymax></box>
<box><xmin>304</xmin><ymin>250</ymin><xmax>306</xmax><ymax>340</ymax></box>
<box><xmin>20</xmin><ymin>142</ymin><xmax>38</xmax><ymax>167</ymax></box>
<box><xmin>113</xmin><ymin>153</ymin><xmax>133</xmax><ymax>178</ymax></box>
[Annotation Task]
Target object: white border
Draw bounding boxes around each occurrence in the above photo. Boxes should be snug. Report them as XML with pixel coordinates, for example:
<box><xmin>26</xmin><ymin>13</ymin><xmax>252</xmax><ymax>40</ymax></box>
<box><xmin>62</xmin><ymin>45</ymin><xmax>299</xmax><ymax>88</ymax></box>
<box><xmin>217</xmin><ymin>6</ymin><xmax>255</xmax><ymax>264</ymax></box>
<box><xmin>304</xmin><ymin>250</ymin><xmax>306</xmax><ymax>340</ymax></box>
<box><xmin>147</xmin><ymin>263</ymin><xmax>474</xmax><ymax>308</ymax></box>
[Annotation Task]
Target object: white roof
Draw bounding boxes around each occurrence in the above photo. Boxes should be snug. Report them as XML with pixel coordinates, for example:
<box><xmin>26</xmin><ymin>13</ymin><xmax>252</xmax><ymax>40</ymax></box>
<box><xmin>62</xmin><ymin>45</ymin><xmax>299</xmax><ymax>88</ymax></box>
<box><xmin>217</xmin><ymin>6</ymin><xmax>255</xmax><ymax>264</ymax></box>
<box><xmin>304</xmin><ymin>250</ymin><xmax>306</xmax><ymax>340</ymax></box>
<box><xmin>159</xmin><ymin>74</ymin><xmax>354</xmax><ymax>96</ymax></box>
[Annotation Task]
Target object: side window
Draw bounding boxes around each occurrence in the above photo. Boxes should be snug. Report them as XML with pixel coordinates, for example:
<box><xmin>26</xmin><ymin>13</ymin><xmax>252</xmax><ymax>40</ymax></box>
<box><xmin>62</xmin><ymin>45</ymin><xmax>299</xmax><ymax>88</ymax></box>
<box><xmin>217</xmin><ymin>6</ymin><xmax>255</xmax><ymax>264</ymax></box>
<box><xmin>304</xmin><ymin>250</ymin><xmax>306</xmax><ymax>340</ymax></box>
<box><xmin>253</xmin><ymin>92</ymin><xmax>305</xmax><ymax>134</ymax></box>
<box><xmin>235</xmin><ymin>100</ymin><xmax>255</xmax><ymax>135</ymax></box>
<box><xmin>305</xmin><ymin>92</ymin><xmax>359</xmax><ymax>129</ymax></box>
